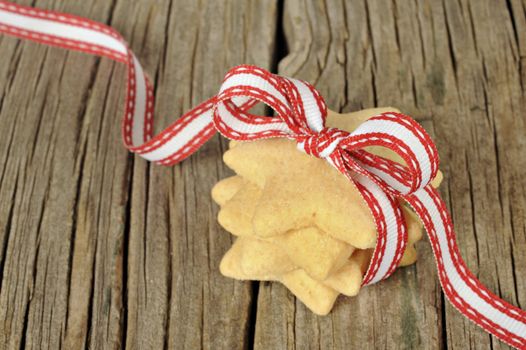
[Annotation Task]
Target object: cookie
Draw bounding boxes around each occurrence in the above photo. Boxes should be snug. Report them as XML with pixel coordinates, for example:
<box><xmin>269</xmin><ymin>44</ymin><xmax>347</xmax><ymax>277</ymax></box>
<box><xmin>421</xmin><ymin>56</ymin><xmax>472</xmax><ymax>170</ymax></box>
<box><xmin>219</xmin><ymin>236</ymin><xmax>368</xmax><ymax>315</ymax></box>
<box><xmin>214</xmin><ymin>107</ymin><xmax>443</xmax><ymax>315</ymax></box>
<box><xmin>217</xmin><ymin>180</ymin><xmax>355</xmax><ymax>280</ymax></box>
<box><xmin>266</xmin><ymin>227</ymin><xmax>354</xmax><ymax>281</ymax></box>
<box><xmin>211</xmin><ymin>175</ymin><xmax>244</xmax><ymax>206</ymax></box>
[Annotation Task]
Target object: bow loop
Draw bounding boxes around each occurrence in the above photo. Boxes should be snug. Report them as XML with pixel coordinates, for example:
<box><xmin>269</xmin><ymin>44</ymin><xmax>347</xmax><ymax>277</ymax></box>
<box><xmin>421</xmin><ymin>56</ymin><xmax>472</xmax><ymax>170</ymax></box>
<box><xmin>213</xmin><ymin>66</ymin><xmax>329</xmax><ymax>143</ymax></box>
<box><xmin>339</xmin><ymin>112</ymin><xmax>440</xmax><ymax>196</ymax></box>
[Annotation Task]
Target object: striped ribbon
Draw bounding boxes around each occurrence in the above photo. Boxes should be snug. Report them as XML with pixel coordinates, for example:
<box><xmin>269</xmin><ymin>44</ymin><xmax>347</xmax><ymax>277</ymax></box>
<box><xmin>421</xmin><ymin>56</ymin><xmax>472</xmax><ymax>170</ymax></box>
<box><xmin>0</xmin><ymin>2</ymin><xmax>524</xmax><ymax>348</ymax></box>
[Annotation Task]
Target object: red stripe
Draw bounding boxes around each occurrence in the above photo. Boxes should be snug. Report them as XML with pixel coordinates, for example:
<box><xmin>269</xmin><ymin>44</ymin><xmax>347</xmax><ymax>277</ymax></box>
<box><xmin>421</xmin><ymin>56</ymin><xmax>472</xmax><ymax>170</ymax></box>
<box><xmin>143</xmin><ymin>76</ymin><xmax>155</xmax><ymax>142</ymax></box>
<box><xmin>304</xmin><ymin>81</ymin><xmax>327</xmax><ymax>126</ymax></box>
<box><xmin>384</xmin><ymin>200</ymin><xmax>408</xmax><ymax>278</ymax></box>
<box><xmin>121</xmin><ymin>52</ymin><xmax>137</xmax><ymax>147</ymax></box>
<box><xmin>356</xmin><ymin>181</ymin><xmax>388</xmax><ymax>285</ymax></box>
<box><xmin>282</xmin><ymin>79</ymin><xmax>308</xmax><ymax>133</ymax></box>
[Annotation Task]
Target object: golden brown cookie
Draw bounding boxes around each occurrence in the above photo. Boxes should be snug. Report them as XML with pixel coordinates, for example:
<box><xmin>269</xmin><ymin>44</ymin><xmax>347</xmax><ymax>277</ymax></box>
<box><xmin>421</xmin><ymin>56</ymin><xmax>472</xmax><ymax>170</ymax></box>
<box><xmin>214</xmin><ymin>107</ymin><xmax>442</xmax><ymax>315</ymax></box>
<box><xmin>217</xmin><ymin>180</ymin><xmax>356</xmax><ymax>280</ymax></box>
<box><xmin>219</xmin><ymin>236</ymin><xmax>368</xmax><ymax>315</ymax></box>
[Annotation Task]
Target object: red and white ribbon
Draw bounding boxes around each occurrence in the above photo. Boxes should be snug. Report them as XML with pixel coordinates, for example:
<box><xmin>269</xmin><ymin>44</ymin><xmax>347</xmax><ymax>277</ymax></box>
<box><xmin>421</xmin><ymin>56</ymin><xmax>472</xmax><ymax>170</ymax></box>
<box><xmin>0</xmin><ymin>2</ymin><xmax>524</xmax><ymax>348</ymax></box>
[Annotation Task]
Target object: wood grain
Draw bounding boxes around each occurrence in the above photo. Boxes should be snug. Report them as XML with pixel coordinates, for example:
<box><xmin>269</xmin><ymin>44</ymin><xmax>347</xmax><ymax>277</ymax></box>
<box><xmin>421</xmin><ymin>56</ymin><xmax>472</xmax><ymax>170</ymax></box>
<box><xmin>0</xmin><ymin>0</ymin><xmax>524</xmax><ymax>349</ymax></box>
<box><xmin>254</xmin><ymin>1</ymin><xmax>525</xmax><ymax>349</ymax></box>
<box><xmin>0</xmin><ymin>0</ymin><xmax>277</xmax><ymax>349</ymax></box>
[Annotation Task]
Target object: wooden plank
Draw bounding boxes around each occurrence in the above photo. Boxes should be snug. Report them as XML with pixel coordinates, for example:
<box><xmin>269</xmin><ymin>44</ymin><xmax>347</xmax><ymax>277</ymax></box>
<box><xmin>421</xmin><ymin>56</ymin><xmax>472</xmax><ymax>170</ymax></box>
<box><xmin>0</xmin><ymin>0</ymin><xmax>278</xmax><ymax>349</ymax></box>
<box><xmin>123</xmin><ymin>2</ymin><xmax>278</xmax><ymax>349</ymax></box>
<box><xmin>254</xmin><ymin>1</ymin><xmax>443</xmax><ymax>348</ymax></box>
<box><xmin>438</xmin><ymin>1</ymin><xmax>526</xmax><ymax>348</ymax></box>
<box><xmin>254</xmin><ymin>0</ymin><xmax>525</xmax><ymax>349</ymax></box>
<box><xmin>0</xmin><ymin>2</ymin><xmax>123</xmax><ymax>349</ymax></box>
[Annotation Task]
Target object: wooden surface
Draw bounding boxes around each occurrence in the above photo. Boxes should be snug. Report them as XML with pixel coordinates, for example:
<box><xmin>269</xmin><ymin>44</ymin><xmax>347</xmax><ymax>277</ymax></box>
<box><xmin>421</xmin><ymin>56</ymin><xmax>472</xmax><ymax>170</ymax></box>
<box><xmin>0</xmin><ymin>0</ymin><xmax>524</xmax><ymax>349</ymax></box>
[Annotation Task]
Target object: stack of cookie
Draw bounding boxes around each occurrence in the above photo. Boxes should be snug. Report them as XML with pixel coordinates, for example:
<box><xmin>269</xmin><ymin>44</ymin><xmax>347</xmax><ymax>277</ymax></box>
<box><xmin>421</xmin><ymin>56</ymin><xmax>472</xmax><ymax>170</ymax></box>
<box><xmin>212</xmin><ymin>108</ymin><xmax>442</xmax><ymax>315</ymax></box>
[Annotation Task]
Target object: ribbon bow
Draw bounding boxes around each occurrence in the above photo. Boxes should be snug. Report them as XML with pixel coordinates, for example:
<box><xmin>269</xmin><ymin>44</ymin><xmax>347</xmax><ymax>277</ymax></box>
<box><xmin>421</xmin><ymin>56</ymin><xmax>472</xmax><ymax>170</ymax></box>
<box><xmin>0</xmin><ymin>2</ymin><xmax>525</xmax><ymax>348</ymax></box>
<box><xmin>214</xmin><ymin>66</ymin><xmax>438</xmax><ymax>193</ymax></box>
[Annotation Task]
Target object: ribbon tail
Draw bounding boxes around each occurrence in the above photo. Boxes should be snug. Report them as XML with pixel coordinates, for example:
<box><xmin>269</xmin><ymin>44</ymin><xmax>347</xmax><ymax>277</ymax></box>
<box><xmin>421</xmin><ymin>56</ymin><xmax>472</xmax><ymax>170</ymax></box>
<box><xmin>326</xmin><ymin>151</ymin><xmax>409</xmax><ymax>286</ymax></box>
<box><xmin>0</xmin><ymin>0</ymin><xmax>217</xmax><ymax>165</ymax></box>
<box><xmin>406</xmin><ymin>186</ymin><xmax>526</xmax><ymax>349</ymax></box>
<box><xmin>354</xmin><ymin>173</ymin><xmax>408</xmax><ymax>286</ymax></box>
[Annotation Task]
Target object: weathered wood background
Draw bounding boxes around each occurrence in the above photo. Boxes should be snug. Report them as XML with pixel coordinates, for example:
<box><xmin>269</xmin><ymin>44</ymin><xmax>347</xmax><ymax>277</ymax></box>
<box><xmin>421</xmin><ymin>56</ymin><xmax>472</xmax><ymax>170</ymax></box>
<box><xmin>0</xmin><ymin>0</ymin><xmax>524</xmax><ymax>349</ymax></box>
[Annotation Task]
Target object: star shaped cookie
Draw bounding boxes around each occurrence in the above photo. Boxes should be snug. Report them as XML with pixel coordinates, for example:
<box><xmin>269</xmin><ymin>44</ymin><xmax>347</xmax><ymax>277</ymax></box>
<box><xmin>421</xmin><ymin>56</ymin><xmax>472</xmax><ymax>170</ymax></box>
<box><xmin>212</xmin><ymin>107</ymin><xmax>442</xmax><ymax>315</ymax></box>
